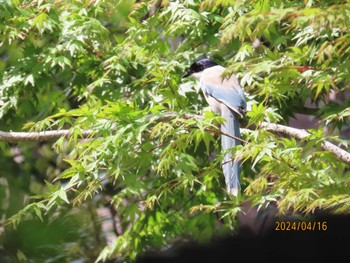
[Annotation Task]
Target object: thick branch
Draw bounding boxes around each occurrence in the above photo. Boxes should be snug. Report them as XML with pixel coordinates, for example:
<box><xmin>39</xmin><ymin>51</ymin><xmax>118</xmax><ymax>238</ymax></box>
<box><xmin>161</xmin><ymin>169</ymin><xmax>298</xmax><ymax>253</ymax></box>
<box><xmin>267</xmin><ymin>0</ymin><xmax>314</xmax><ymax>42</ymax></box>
<box><xmin>258</xmin><ymin>122</ymin><xmax>350</xmax><ymax>165</ymax></box>
<box><xmin>0</xmin><ymin>130</ymin><xmax>92</xmax><ymax>143</ymax></box>
<box><xmin>0</xmin><ymin>113</ymin><xmax>349</xmax><ymax>165</ymax></box>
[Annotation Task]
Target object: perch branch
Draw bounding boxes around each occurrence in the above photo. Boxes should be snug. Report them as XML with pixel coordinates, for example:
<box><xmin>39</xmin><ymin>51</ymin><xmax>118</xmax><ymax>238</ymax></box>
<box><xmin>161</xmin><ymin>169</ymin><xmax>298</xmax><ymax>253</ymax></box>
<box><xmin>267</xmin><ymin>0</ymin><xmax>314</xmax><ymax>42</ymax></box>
<box><xmin>0</xmin><ymin>113</ymin><xmax>349</xmax><ymax>165</ymax></box>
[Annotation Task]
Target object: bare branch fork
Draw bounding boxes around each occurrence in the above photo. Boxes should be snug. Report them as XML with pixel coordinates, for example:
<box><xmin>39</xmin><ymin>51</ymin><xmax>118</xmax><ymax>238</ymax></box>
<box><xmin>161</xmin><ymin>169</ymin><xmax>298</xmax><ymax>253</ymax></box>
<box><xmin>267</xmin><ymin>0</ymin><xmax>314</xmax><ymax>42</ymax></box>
<box><xmin>0</xmin><ymin>113</ymin><xmax>349</xmax><ymax>165</ymax></box>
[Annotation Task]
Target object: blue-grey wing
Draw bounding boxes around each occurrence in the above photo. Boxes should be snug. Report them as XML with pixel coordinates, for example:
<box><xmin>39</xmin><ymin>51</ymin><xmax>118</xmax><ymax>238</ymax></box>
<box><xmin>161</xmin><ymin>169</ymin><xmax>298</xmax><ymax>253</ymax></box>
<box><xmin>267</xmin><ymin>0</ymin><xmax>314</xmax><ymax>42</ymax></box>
<box><xmin>202</xmin><ymin>82</ymin><xmax>247</xmax><ymax>117</ymax></box>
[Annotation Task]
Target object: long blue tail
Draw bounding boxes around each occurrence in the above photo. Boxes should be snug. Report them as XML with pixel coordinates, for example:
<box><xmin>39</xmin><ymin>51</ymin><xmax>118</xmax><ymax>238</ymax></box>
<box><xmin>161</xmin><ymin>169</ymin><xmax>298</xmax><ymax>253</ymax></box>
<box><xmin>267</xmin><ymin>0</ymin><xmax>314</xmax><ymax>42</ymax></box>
<box><xmin>221</xmin><ymin>104</ymin><xmax>241</xmax><ymax>196</ymax></box>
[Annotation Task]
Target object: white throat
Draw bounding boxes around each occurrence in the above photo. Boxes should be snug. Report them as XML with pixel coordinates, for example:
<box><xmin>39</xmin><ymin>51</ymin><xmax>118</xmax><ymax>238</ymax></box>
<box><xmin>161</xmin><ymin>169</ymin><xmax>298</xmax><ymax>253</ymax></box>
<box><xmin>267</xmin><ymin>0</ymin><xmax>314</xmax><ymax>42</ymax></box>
<box><xmin>191</xmin><ymin>71</ymin><xmax>202</xmax><ymax>81</ymax></box>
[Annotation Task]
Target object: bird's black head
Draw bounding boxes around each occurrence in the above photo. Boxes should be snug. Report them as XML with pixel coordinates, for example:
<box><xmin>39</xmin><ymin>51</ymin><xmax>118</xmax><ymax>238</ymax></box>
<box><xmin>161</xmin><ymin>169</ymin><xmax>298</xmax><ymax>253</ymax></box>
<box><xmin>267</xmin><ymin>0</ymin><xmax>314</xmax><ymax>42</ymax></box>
<box><xmin>182</xmin><ymin>58</ymin><xmax>218</xmax><ymax>78</ymax></box>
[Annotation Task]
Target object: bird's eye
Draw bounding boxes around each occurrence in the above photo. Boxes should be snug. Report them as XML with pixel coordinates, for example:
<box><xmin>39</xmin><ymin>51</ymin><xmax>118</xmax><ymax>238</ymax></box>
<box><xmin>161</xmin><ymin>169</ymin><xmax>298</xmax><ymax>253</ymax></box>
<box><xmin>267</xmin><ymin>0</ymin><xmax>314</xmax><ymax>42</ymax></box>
<box><xmin>192</xmin><ymin>64</ymin><xmax>204</xmax><ymax>72</ymax></box>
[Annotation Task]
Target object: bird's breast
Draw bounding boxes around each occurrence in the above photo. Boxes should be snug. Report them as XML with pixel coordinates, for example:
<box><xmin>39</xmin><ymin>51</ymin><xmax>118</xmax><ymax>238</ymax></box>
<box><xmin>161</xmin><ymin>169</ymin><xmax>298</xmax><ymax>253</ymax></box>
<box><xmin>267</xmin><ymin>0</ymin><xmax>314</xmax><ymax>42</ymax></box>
<box><xmin>204</xmin><ymin>94</ymin><xmax>222</xmax><ymax>114</ymax></box>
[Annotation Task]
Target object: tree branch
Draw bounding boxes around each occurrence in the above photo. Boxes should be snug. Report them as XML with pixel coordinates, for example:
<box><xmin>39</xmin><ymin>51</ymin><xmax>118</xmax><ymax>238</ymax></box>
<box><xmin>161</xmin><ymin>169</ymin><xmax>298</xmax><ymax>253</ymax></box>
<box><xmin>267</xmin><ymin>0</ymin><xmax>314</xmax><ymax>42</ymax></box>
<box><xmin>0</xmin><ymin>130</ymin><xmax>93</xmax><ymax>143</ymax></box>
<box><xmin>141</xmin><ymin>0</ymin><xmax>162</xmax><ymax>21</ymax></box>
<box><xmin>293</xmin><ymin>106</ymin><xmax>319</xmax><ymax>115</ymax></box>
<box><xmin>0</xmin><ymin>113</ymin><xmax>349</xmax><ymax>165</ymax></box>
<box><xmin>258</xmin><ymin>122</ymin><xmax>350</xmax><ymax>165</ymax></box>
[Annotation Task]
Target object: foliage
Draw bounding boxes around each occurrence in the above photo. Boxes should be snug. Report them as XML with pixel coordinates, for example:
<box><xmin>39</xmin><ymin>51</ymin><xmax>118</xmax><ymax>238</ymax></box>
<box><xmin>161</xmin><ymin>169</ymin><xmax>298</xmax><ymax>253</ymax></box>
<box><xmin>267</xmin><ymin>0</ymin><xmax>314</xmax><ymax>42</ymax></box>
<box><xmin>1</xmin><ymin>0</ymin><xmax>350</xmax><ymax>261</ymax></box>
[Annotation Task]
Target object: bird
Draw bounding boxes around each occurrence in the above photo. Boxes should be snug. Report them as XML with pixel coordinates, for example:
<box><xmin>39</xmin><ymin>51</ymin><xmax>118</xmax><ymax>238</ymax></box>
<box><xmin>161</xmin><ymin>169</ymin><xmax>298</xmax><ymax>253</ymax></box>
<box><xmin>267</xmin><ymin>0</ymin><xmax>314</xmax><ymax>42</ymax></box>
<box><xmin>183</xmin><ymin>58</ymin><xmax>247</xmax><ymax>196</ymax></box>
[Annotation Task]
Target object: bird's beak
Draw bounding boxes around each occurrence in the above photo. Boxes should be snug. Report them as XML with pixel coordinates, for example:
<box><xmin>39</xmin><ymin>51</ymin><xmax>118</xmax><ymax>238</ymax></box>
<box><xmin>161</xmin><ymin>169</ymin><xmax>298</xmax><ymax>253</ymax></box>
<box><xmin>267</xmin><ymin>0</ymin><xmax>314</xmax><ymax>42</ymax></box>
<box><xmin>182</xmin><ymin>70</ymin><xmax>191</xmax><ymax>79</ymax></box>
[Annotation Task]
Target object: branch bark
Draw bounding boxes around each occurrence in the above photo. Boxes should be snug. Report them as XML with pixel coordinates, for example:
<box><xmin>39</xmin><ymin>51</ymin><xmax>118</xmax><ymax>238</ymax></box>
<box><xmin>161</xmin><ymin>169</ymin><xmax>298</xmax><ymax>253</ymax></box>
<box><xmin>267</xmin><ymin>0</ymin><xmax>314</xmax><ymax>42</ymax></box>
<box><xmin>0</xmin><ymin>130</ymin><xmax>93</xmax><ymax>143</ymax></box>
<box><xmin>258</xmin><ymin>122</ymin><xmax>350</xmax><ymax>165</ymax></box>
<box><xmin>0</xmin><ymin>113</ymin><xmax>349</xmax><ymax>165</ymax></box>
